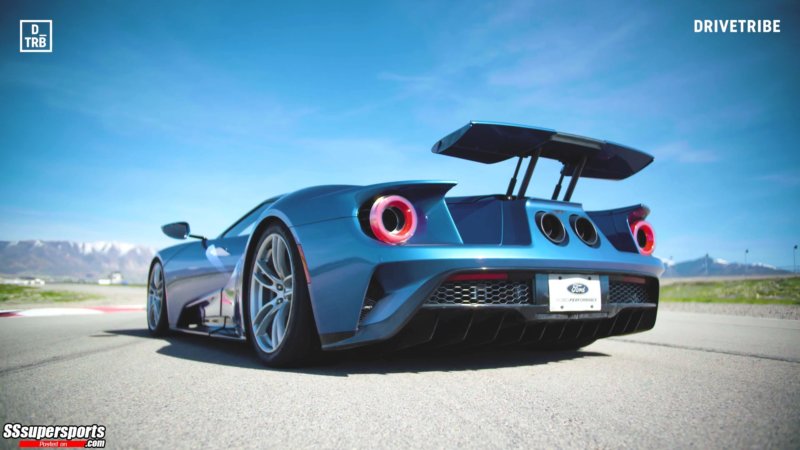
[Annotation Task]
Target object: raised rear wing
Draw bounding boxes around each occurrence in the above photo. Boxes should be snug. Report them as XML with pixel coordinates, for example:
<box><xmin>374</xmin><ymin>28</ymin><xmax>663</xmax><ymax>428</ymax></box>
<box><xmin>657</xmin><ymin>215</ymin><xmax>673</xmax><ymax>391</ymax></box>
<box><xmin>432</xmin><ymin>121</ymin><xmax>653</xmax><ymax>180</ymax></box>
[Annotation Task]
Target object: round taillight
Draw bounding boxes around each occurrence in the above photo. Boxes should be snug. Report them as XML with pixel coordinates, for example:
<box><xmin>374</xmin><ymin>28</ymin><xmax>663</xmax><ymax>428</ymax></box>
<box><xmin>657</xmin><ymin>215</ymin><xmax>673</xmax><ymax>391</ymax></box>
<box><xmin>630</xmin><ymin>220</ymin><xmax>655</xmax><ymax>255</ymax></box>
<box><xmin>536</xmin><ymin>212</ymin><xmax>566</xmax><ymax>244</ymax></box>
<box><xmin>571</xmin><ymin>215</ymin><xmax>599</xmax><ymax>247</ymax></box>
<box><xmin>369</xmin><ymin>195</ymin><xmax>417</xmax><ymax>245</ymax></box>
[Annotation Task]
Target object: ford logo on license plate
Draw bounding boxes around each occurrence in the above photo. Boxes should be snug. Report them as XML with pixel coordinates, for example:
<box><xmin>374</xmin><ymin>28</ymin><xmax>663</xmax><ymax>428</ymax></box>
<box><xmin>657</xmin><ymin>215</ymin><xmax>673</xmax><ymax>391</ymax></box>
<box><xmin>567</xmin><ymin>283</ymin><xmax>589</xmax><ymax>294</ymax></box>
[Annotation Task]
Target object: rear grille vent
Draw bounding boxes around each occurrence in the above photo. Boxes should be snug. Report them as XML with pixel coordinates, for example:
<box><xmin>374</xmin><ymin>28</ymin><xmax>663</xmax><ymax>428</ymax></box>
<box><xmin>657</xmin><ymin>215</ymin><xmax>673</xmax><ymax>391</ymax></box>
<box><xmin>608</xmin><ymin>281</ymin><xmax>650</xmax><ymax>304</ymax></box>
<box><xmin>427</xmin><ymin>280</ymin><xmax>532</xmax><ymax>305</ymax></box>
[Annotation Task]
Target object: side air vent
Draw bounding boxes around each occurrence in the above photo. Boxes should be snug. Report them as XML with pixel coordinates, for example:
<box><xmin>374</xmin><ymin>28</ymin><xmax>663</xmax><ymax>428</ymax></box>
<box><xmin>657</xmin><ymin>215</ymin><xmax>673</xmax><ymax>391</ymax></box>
<box><xmin>359</xmin><ymin>276</ymin><xmax>386</xmax><ymax>323</ymax></box>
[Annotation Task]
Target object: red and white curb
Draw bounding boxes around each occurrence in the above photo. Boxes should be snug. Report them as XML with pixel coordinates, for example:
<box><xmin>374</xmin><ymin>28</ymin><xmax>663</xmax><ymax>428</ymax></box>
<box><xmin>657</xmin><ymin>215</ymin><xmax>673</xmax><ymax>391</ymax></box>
<box><xmin>0</xmin><ymin>305</ymin><xmax>145</xmax><ymax>318</ymax></box>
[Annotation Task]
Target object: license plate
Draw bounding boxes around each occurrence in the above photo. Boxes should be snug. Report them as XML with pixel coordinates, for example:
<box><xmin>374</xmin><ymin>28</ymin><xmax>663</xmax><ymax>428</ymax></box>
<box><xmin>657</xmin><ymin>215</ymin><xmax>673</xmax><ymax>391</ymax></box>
<box><xmin>548</xmin><ymin>274</ymin><xmax>601</xmax><ymax>312</ymax></box>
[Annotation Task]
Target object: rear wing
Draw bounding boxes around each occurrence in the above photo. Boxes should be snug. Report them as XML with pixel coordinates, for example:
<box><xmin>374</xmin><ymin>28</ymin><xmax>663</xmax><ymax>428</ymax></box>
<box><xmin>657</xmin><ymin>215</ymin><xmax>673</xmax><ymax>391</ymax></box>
<box><xmin>432</xmin><ymin>121</ymin><xmax>654</xmax><ymax>201</ymax></box>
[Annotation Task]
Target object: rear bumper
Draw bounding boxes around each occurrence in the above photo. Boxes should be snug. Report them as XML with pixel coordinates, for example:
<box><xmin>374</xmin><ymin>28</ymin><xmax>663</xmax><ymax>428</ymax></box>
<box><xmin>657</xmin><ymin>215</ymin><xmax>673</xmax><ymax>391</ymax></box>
<box><xmin>387</xmin><ymin>303</ymin><xmax>656</xmax><ymax>350</ymax></box>
<box><xmin>320</xmin><ymin>267</ymin><xmax>659</xmax><ymax>350</ymax></box>
<box><xmin>294</xmin><ymin>216</ymin><xmax>663</xmax><ymax>350</ymax></box>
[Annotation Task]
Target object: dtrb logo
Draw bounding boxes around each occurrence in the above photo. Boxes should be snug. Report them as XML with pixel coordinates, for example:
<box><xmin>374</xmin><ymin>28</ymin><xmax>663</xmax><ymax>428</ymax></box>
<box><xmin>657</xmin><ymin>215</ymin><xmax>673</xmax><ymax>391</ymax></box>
<box><xmin>20</xmin><ymin>20</ymin><xmax>52</xmax><ymax>53</ymax></box>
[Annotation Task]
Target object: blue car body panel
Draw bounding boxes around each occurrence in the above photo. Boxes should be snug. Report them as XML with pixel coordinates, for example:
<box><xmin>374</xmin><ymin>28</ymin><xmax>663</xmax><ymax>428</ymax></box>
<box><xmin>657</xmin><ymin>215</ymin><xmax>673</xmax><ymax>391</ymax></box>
<box><xmin>154</xmin><ymin>122</ymin><xmax>663</xmax><ymax>350</ymax></box>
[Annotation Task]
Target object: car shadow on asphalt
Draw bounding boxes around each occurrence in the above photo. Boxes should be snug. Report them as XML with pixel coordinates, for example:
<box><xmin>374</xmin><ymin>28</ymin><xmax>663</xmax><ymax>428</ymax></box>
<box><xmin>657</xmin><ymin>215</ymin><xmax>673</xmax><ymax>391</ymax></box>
<box><xmin>107</xmin><ymin>328</ymin><xmax>609</xmax><ymax>376</ymax></box>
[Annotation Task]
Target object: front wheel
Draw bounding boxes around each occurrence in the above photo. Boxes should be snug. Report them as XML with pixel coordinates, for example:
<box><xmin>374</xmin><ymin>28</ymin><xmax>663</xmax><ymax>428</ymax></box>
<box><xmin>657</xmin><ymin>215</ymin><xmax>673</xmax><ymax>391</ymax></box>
<box><xmin>244</xmin><ymin>224</ymin><xmax>319</xmax><ymax>367</ymax></box>
<box><xmin>146</xmin><ymin>261</ymin><xmax>169</xmax><ymax>335</ymax></box>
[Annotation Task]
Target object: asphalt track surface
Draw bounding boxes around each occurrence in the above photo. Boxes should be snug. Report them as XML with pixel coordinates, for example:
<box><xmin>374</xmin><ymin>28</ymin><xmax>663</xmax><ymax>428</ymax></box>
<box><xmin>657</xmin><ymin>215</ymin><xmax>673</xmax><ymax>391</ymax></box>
<box><xmin>1</xmin><ymin>311</ymin><xmax>798</xmax><ymax>449</ymax></box>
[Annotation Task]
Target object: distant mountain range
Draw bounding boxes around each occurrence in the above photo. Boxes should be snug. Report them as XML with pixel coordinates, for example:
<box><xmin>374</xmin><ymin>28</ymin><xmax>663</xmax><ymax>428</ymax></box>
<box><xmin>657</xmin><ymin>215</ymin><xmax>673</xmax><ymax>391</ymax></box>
<box><xmin>0</xmin><ymin>240</ymin><xmax>792</xmax><ymax>283</ymax></box>
<box><xmin>661</xmin><ymin>254</ymin><xmax>791</xmax><ymax>278</ymax></box>
<box><xmin>0</xmin><ymin>240</ymin><xmax>155</xmax><ymax>284</ymax></box>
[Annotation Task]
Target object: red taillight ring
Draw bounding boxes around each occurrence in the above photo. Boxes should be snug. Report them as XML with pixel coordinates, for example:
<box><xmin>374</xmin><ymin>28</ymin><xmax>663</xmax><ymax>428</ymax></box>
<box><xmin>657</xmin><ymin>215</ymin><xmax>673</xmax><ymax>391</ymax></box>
<box><xmin>630</xmin><ymin>220</ymin><xmax>656</xmax><ymax>255</ymax></box>
<box><xmin>369</xmin><ymin>195</ymin><xmax>417</xmax><ymax>245</ymax></box>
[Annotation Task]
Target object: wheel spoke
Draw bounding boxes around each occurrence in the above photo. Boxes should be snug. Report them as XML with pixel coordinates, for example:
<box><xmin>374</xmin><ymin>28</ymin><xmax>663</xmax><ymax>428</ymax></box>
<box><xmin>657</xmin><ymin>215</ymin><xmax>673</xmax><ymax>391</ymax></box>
<box><xmin>253</xmin><ymin>299</ymin><xmax>279</xmax><ymax>336</ymax></box>
<box><xmin>281</xmin><ymin>240</ymin><xmax>290</xmax><ymax>279</ymax></box>
<box><xmin>149</xmin><ymin>295</ymin><xmax>158</xmax><ymax>324</ymax></box>
<box><xmin>274</xmin><ymin>302</ymin><xmax>288</xmax><ymax>343</ymax></box>
<box><xmin>270</xmin><ymin>310</ymin><xmax>279</xmax><ymax>345</ymax></box>
<box><xmin>261</xmin><ymin>329</ymin><xmax>273</xmax><ymax>348</ymax></box>
<box><xmin>272</xmin><ymin>236</ymin><xmax>286</xmax><ymax>278</ymax></box>
<box><xmin>254</xmin><ymin>272</ymin><xmax>280</xmax><ymax>294</ymax></box>
<box><xmin>256</xmin><ymin>259</ymin><xmax>281</xmax><ymax>284</ymax></box>
<box><xmin>254</xmin><ymin>306</ymin><xmax>280</xmax><ymax>337</ymax></box>
<box><xmin>151</xmin><ymin>294</ymin><xmax>160</xmax><ymax>316</ymax></box>
<box><xmin>281</xmin><ymin>239</ymin><xmax>290</xmax><ymax>278</ymax></box>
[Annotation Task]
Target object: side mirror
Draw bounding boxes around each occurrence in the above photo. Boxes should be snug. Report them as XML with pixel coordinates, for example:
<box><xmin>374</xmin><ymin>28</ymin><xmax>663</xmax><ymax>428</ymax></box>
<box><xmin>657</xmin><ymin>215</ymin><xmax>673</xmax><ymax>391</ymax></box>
<box><xmin>162</xmin><ymin>222</ymin><xmax>190</xmax><ymax>240</ymax></box>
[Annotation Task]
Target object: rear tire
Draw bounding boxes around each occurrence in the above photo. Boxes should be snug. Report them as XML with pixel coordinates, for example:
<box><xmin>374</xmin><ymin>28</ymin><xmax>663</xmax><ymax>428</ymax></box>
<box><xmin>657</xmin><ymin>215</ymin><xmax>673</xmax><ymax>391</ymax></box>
<box><xmin>244</xmin><ymin>224</ymin><xmax>319</xmax><ymax>367</ymax></box>
<box><xmin>146</xmin><ymin>261</ymin><xmax>169</xmax><ymax>336</ymax></box>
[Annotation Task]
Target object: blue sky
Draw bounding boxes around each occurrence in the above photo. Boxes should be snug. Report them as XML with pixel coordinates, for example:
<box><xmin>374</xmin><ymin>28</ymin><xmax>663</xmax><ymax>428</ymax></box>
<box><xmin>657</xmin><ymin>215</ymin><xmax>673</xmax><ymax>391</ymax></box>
<box><xmin>1</xmin><ymin>0</ymin><xmax>798</xmax><ymax>268</ymax></box>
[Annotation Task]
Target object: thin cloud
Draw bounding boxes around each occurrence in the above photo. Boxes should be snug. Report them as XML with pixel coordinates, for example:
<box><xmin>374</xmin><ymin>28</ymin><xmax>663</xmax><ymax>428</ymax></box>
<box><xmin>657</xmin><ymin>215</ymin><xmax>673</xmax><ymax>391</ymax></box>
<box><xmin>649</xmin><ymin>141</ymin><xmax>719</xmax><ymax>164</ymax></box>
<box><xmin>485</xmin><ymin>21</ymin><xmax>643</xmax><ymax>88</ymax></box>
<box><xmin>378</xmin><ymin>72</ymin><xmax>438</xmax><ymax>86</ymax></box>
<box><xmin>758</xmin><ymin>172</ymin><xmax>800</xmax><ymax>187</ymax></box>
<box><xmin>2</xmin><ymin>58</ymin><xmax>316</xmax><ymax>149</ymax></box>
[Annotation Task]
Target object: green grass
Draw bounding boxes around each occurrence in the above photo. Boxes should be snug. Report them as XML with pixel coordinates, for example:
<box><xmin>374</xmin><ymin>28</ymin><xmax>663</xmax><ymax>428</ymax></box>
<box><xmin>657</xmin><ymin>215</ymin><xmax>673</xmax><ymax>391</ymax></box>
<box><xmin>0</xmin><ymin>284</ymin><xmax>100</xmax><ymax>304</ymax></box>
<box><xmin>661</xmin><ymin>277</ymin><xmax>800</xmax><ymax>305</ymax></box>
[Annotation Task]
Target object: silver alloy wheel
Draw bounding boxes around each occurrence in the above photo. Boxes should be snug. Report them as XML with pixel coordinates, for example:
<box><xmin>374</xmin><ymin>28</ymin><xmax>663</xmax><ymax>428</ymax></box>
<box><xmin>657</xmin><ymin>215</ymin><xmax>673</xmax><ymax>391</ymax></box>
<box><xmin>147</xmin><ymin>264</ymin><xmax>164</xmax><ymax>330</ymax></box>
<box><xmin>250</xmin><ymin>233</ymin><xmax>295</xmax><ymax>354</ymax></box>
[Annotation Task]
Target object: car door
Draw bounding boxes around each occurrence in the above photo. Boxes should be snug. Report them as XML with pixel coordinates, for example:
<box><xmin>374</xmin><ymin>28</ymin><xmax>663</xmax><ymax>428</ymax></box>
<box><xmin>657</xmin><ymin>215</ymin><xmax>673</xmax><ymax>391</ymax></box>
<box><xmin>205</xmin><ymin>201</ymin><xmax>274</xmax><ymax>321</ymax></box>
<box><xmin>164</xmin><ymin>201</ymin><xmax>272</xmax><ymax>328</ymax></box>
<box><xmin>203</xmin><ymin>234</ymin><xmax>248</xmax><ymax>320</ymax></box>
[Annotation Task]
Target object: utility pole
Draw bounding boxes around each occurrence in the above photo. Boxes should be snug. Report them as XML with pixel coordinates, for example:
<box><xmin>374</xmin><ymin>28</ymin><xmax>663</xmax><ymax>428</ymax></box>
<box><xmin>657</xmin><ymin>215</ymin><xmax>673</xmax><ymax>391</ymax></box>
<box><xmin>794</xmin><ymin>245</ymin><xmax>798</xmax><ymax>274</ymax></box>
<box><xmin>745</xmin><ymin>249</ymin><xmax>749</xmax><ymax>271</ymax></box>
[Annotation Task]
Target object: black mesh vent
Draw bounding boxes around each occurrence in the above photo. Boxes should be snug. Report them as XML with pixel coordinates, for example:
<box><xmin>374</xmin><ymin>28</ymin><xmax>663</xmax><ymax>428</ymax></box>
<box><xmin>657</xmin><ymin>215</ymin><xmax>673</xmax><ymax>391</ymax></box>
<box><xmin>609</xmin><ymin>281</ymin><xmax>650</xmax><ymax>304</ymax></box>
<box><xmin>427</xmin><ymin>280</ymin><xmax>533</xmax><ymax>305</ymax></box>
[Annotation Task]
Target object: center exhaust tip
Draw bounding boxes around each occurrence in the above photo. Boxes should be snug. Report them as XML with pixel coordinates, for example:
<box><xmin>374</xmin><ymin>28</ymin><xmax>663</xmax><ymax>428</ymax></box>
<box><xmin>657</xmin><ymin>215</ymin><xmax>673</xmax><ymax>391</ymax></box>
<box><xmin>571</xmin><ymin>215</ymin><xmax>599</xmax><ymax>247</ymax></box>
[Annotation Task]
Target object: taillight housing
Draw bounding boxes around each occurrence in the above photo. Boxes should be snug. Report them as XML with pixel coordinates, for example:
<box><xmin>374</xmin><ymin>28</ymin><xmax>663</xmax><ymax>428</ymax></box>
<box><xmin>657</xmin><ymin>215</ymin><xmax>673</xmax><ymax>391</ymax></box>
<box><xmin>369</xmin><ymin>195</ymin><xmax>417</xmax><ymax>245</ymax></box>
<box><xmin>630</xmin><ymin>220</ymin><xmax>655</xmax><ymax>255</ymax></box>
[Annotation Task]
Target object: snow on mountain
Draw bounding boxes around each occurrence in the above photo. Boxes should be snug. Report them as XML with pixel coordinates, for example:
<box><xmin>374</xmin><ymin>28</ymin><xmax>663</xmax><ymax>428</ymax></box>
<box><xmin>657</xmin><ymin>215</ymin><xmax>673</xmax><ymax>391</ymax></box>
<box><xmin>0</xmin><ymin>240</ymin><xmax>156</xmax><ymax>283</ymax></box>
<box><xmin>75</xmin><ymin>241</ymin><xmax>140</xmax><ymax>256</ymax></box>
<box><xmin>657</xmin><ymin>257</ymin><xmax>676</xmax><ymax>267</ymax></box>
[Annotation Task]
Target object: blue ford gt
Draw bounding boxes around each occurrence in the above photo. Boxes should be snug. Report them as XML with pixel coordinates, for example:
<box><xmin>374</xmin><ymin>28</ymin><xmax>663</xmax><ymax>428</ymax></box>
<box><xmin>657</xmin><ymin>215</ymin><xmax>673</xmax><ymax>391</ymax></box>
<box><xmin>147</xmin><ymin>121</ymin><xmax>663</xmax><ymax>366</ymax></box>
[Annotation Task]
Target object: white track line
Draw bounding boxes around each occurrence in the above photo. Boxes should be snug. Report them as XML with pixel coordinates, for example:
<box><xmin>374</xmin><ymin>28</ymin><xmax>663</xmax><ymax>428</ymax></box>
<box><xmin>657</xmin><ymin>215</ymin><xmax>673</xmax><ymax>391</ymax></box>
<box><xmin>0</xmin><ymin>305</ymin><xmax>145</xmax><ymax>318</ymax></box>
